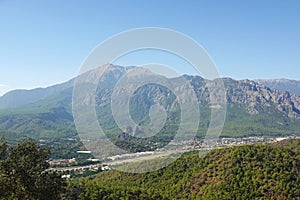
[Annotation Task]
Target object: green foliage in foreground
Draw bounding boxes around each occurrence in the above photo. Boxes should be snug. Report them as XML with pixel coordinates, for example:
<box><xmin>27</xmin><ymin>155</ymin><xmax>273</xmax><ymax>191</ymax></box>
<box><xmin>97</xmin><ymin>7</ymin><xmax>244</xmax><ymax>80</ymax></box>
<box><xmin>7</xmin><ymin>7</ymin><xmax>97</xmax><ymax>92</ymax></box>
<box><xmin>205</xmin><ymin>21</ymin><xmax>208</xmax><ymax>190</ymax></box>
<box><xmin>65</xmin><ymin>139</ymin><xmax>300</xmax><ymax>200</ymax></box>
<box><xmin>0</xmin><ymin>139</ymin><xmax>66</xmax><ymax>200</ymax></box>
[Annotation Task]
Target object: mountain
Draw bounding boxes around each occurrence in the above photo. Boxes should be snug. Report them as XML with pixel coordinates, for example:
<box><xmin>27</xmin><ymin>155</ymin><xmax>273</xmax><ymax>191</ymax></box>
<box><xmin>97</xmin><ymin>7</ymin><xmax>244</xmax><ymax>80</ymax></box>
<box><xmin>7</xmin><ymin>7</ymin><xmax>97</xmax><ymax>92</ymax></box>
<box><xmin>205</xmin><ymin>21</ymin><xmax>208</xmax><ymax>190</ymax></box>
<box><xmin>0</xmin><ymin>87</ymin><xmax>75</xmax><ymax>140</ymax></box>
<box><xmin>65</xmin><ymin>139</ymin><xmax>300</xmax><ymax>199</ymax></box>
<box><xmin>0</xmin><ymin>79</ymin><xmax>74</xmax><ymax>109</ymax></box>
<box><xmin>1</xmin><ymin>64</ymin><xmax>300</xmax><ymax>142</ymax></box>
<box><xmin>256</xmin><ymin>79</ymin><xmax>300</xmax><ymax>96</ymax></box>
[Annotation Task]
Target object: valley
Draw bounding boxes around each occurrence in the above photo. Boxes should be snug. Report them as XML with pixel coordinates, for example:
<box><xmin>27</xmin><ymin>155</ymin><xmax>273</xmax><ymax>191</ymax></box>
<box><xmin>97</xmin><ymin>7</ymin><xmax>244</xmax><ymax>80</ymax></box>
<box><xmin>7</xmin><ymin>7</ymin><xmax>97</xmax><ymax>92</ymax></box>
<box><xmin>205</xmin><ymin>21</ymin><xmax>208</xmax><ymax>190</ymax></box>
<box><xmin>46</xmin><ymin>135</ymin><xmax>299</xmax><ymax>179</ymax></box>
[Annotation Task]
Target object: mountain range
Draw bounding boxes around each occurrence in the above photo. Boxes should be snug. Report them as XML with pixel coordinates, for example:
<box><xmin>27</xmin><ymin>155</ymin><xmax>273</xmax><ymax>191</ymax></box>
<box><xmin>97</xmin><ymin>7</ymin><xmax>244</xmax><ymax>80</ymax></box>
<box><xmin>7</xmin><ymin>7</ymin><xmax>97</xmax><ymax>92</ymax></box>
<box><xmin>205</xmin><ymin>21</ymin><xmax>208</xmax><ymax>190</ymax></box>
<box><xmin>256</xmin><ymin>79</ymin><xmax>300</xmax><ymax>96</ymax></box>
<box><xmin>0</xmin><ymin>64</ymin><xmax>300</xmax><ymax>142</ymax></box>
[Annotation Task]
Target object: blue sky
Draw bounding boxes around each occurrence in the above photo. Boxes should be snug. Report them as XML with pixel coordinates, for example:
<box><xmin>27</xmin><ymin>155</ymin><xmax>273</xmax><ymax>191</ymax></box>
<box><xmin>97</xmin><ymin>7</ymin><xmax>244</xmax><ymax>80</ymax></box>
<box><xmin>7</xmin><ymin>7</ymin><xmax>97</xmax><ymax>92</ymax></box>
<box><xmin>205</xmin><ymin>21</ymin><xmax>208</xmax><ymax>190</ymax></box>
<box><xmin>0</xmin><ymin>0</ymin><xmax>300</xmax><ymax>95</ymax></box>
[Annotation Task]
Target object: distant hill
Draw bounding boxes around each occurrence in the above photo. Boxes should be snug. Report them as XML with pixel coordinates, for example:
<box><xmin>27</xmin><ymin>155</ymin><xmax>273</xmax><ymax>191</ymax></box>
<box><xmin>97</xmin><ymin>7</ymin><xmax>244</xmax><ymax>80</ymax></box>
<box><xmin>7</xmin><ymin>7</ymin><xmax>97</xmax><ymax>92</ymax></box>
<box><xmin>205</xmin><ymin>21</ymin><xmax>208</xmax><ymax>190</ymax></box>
<box><xmin>0</xmin><ymin>79</ymin><xmax>74</xmax><ymax>109</ymax></box>
<box><xmin>1</xmin><ymin>65</ymin><xmax>300</xmax><ymax>141</ymax></box>
<box><xmin>65</xmin><ymin>139</ymin><xmax>300</xmax><ymax>199</ymax></box>
<box><xmin>256</xmin><ymin>79</ymin><xmax>300</xmax><ymax>96</ymax></box>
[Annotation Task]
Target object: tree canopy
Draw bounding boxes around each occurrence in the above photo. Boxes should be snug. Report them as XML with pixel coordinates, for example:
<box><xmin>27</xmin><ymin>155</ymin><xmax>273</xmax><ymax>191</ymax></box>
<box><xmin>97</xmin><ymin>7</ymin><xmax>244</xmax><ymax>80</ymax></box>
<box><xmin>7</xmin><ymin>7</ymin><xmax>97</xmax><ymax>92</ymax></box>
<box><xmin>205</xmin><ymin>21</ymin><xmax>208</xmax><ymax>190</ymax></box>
<box><xmin>0</xmin><ymin>138</ymin><xmax>66</xmax><ymax>200</ymax></box>
<box><xmin>66</xmin><ymin>139</ymin><xmax>300</xmax><ymax>200</ymax></box>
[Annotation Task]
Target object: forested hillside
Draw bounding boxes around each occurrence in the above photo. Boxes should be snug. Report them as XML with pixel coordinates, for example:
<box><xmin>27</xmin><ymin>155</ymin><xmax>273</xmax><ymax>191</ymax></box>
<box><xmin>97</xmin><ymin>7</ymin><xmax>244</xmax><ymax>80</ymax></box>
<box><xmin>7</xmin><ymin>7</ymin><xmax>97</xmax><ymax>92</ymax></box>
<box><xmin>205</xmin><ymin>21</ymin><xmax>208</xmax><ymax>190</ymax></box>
<box><xmin>65</xmin><ymin>139</ymin><xmax>300</xmax><ymax>200</ymax></box>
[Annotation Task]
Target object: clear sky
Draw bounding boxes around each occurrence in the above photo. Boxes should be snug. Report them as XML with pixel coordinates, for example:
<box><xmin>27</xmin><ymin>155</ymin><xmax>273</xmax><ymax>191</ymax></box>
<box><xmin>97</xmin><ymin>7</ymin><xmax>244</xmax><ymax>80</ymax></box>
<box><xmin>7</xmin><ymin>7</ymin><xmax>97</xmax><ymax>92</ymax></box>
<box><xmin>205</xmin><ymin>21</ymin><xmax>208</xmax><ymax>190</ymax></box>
<box><xmin>0</xmin><ymin>0</ymin><xmax>300</xmax><ymax>95</ymax></box>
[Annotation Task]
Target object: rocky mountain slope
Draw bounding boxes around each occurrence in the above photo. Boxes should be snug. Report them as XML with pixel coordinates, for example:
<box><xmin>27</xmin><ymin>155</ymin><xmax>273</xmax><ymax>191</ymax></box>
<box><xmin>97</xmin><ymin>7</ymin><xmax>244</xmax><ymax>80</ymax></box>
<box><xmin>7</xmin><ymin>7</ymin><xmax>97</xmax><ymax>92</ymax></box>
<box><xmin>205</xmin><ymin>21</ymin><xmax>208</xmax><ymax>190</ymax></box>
<box><xmin>0</xmin><ymin>65</ymin><xmax>300</xmax><ymax>140</ymax></box>
<box><xmin>224</xmin><ymin>78</ymin><xmax>300</xmax><ymax>119</ymax></box>
<box><xmin>257</xmin><ymin>79</ymin><xmax>300</xmax><ymax>96</ymax></box>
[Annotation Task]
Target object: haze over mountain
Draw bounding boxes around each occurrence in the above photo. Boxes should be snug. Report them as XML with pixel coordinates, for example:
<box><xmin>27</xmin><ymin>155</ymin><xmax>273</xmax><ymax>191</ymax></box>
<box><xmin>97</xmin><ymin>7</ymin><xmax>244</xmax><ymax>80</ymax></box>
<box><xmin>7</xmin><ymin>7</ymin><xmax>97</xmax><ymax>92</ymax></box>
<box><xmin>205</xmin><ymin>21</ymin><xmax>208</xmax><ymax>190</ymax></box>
<box><xmin>256</xmin><ymin>79</ymin><xmax>300</xmax><ymax>96</ymax></box>
<box><xmin>0</xmin><ymin>79</ymin><xmax>74</xmax><ymax>109</ymax></box>
<box><xmin>0</xmin><ymin>65</ymin><xmax>300</xmax><ymax>141</ymax></box>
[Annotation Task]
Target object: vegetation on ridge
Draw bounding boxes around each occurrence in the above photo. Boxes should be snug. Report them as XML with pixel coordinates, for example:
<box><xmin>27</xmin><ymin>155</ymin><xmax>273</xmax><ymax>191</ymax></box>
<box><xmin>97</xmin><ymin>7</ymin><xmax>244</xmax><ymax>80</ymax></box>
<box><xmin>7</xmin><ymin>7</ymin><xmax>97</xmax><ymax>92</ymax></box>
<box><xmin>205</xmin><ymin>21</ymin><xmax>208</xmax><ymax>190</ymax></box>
<box><xmin>65</xmin><ymin>139</ymin><xmax>300</xmax><ymax>200</ymax></box>
<box><xmin>0</xmin><ymin>138</ymin><xmax>66</xmax><ymax>200</ymax></box>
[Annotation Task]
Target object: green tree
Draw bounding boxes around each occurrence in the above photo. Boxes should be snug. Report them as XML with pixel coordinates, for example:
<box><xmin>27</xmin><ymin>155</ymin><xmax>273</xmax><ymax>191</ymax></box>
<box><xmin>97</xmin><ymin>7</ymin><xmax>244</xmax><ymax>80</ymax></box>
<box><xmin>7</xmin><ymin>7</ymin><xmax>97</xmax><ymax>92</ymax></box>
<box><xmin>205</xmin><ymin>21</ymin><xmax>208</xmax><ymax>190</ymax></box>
<box><xmin>0</xmin><ymin>138</ymin><xmax>7</xmax><ymax>159</ymax></box>
<box><xmin>0</xmin><ymin>139</ymin><xmax>66</xmax><ymax>200</ymax></box>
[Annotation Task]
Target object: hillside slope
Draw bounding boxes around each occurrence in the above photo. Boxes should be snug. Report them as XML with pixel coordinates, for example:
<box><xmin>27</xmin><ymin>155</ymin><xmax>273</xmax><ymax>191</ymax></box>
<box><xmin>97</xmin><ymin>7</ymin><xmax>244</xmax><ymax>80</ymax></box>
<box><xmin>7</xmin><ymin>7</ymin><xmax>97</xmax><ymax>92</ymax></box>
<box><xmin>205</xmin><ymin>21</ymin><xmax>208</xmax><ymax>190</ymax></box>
<box><xmin>0</xmin><ymin>79</ymin><xmax>74</xmax><ymax>109</ymax></box>
<box><xmin>65</xmin><ymin>139</ymin><xmax>300</xmax><ymax>200</ymax></box>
